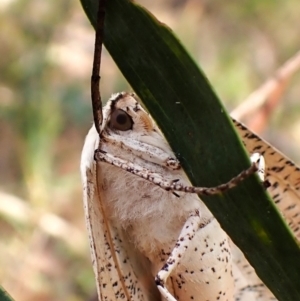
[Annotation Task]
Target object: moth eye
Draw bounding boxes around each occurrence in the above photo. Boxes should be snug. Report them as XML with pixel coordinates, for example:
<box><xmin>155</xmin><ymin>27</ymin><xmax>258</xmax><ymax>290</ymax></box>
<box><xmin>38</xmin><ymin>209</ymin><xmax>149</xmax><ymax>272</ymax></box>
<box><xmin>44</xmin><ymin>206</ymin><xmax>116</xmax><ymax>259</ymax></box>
<box><xmin>110</xmin><ymin>109</ymin><xmax>133</xmax><ymax>131</ymax></box>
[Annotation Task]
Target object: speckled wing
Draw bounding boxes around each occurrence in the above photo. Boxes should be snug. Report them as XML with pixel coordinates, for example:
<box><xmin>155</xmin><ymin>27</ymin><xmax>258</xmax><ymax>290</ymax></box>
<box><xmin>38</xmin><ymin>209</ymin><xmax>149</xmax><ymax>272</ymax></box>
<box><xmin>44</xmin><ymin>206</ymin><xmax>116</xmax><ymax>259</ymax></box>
<box><xmin>233</xmin><ymin>118</ymin><xmax>300</xmax><ymax>241</ymax></box>
<box><xmin>81</xmin><ymin>126</ymin><xmax>160</xmax><ymax>301</ymax></box>
<box><xmin>232</xmin><ymin>118</ymin><xmax>300</xmax><ymax>300</ymax></box>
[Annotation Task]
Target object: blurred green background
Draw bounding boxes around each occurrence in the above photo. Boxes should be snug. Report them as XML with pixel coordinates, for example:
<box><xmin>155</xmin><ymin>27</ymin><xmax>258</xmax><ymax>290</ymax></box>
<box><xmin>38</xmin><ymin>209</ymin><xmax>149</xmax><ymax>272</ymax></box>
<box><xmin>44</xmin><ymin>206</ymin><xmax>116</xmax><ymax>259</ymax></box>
<box><xmin>0</xmin><ymin>0</ymin><xmax>299</xmax><ymax>300</ymax></box>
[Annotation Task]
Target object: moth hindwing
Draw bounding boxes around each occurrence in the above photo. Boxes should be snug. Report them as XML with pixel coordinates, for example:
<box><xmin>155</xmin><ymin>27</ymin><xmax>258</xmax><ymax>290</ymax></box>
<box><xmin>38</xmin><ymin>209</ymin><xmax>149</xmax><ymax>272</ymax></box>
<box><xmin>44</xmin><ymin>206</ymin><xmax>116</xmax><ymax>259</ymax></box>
<box><xmin>81</xmin><ymin>92</ymin><xmax>300</xmax><ymax>301</ymax></box>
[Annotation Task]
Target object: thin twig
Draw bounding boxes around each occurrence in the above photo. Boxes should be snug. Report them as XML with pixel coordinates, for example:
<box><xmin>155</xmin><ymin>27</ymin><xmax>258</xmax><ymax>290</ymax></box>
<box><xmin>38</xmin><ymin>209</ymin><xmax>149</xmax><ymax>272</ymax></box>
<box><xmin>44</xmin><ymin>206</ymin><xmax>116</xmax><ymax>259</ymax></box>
<box><xmin>231</xmin><ymin>50</ymin><xmax>300</xmax><ymax>132</ymax></box>
<box><xmin>91</xmin><ymin>0</ymin><xmax>107</xmax><ymax>134</ymax></box>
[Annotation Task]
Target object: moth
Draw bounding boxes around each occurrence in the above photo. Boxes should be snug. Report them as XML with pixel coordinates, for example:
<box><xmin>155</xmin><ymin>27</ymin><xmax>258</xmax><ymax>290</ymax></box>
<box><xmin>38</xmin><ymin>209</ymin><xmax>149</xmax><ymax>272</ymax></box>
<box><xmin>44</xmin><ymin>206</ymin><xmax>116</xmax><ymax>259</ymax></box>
<box><xmin>81</xmin><ymin>92</ymin><xmax>300</xmax><ymax>301</ymax></box>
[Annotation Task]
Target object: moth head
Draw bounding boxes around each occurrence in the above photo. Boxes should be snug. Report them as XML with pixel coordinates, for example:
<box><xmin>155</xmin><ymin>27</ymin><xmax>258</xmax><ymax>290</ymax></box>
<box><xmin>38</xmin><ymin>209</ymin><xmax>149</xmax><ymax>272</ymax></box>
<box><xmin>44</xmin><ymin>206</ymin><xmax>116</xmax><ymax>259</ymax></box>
<box><xmin>100</xmin><ymin>92</ymin><xmax>174</xmax><ymax>155</ymax></box>
<box><xmin>103</xmin><ymin>92</ymin><xmax>156</xmax><ymax>135</ymax></box>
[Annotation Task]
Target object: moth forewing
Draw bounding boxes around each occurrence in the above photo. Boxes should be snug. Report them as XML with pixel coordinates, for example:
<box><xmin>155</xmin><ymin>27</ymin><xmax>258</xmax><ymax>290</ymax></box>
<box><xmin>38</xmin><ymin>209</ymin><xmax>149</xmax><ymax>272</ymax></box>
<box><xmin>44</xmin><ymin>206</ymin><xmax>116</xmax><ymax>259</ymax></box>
<box><xmin>81</xmin><ymin>125</ymin><xmax>159</xmax><ymax>301</ymax></box>
<box><xmin>229</xmin><ymin>119</ymin><xmax>300</xmax><ymax>300</ymax></box>
<box><xmin>230</xmin><ymin>242</ymin><xmax>276</xmax><ymax>301</ymax></box>
<box><xmin>233</xmin><ymin>119</ymin><xmax>300</xmax><ymax>241</ymax></box>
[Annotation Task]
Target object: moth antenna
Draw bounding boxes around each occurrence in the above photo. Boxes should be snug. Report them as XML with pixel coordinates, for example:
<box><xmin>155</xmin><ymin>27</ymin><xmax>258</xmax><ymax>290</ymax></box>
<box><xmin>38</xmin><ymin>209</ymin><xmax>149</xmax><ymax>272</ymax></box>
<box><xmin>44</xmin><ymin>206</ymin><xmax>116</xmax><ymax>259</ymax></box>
<box><xmin>91</xmin><ymin>0</ymin><xmax>106</xmax><ymax>133</ymax></box>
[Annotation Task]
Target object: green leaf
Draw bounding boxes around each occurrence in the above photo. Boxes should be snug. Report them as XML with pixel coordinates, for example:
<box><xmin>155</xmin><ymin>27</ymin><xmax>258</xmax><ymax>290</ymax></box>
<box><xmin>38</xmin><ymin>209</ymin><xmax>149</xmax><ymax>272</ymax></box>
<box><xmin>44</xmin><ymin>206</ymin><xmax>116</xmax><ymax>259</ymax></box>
<box><xmin>80</xmin><ymin>0</ymin><xmax>300</xmax><ymax>300</ymax></box>
<box><xmin>0</xmin><ymin>286</ymin><xmax>14</xmax><ymax>301</ymax></box>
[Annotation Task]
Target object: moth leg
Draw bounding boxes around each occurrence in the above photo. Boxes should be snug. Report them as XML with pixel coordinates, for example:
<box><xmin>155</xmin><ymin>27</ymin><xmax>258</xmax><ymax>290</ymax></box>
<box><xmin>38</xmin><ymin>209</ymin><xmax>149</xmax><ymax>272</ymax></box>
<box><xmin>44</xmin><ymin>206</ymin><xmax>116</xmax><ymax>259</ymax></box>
<box><xmin>95</xmin><ymin>150</ymin><xmax>262</xmax><ymax>195</ymax></box>
<box><xmin>155</xmin><ymin>210</ymin><xmax>202</xmax><ymax>301</ymax></box>
<box><xmin>95</xmin><ymin>148</ymin><xmax>176</xmax><ymax>184</ymax></box>
<box><xmin>250</xmin><ymin>153</ymin><xmax>265</xmax><ymax>181</ymax></box>
<box><xmin>102</xmin><ymin>134</ymin><xmax>180</xmax><ymax>170</ymax></box>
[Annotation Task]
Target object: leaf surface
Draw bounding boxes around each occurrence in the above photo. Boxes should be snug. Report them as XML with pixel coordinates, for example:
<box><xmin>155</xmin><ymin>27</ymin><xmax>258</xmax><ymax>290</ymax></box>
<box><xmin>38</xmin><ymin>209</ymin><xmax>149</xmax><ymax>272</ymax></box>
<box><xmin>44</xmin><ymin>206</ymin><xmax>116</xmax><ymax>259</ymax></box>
<box><xmin>80</xmin><ymin>0</ymin><xmax>300</xmax><ymax>299</ymax></box>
